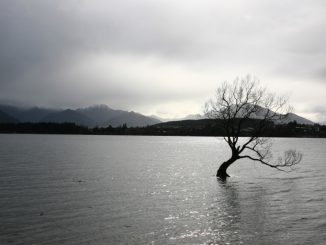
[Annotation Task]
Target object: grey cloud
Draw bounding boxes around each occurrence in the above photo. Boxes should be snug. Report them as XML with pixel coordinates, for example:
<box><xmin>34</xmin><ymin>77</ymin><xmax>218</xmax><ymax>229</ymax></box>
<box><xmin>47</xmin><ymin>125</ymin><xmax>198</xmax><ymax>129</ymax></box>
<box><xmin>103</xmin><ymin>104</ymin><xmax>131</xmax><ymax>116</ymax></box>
<box><xmin>316</xmin><ymin>67</ymin><xmax>326</xmax><ymax>81</ymax></box>
<box><xmin>310</xmin><ymin>106</ymin><xmax>326</xmax><ymax>123</ymax></box>
<box><xmin>0</xmin><ymin>0</ymin><xmax>326</xmax><ymax>116</ymax></box>
<box><xmin>1</xmin><ymin>1</ymin><xmax>325</xmax><ymax>66</ymax></box>
<box><xmin>312</xmin><ymin>106</ymin><xmax>326</xmax><ymax>115</ymax></box>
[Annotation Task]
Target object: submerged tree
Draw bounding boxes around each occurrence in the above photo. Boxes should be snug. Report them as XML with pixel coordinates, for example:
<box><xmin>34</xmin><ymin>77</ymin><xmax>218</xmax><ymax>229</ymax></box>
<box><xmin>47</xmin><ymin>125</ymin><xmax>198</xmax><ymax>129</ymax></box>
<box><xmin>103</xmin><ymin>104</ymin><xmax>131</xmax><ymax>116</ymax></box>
<box><xmin>205</xmin><ymin>76</ymin><xmax>302</xmax><ymax>179</ymax></box>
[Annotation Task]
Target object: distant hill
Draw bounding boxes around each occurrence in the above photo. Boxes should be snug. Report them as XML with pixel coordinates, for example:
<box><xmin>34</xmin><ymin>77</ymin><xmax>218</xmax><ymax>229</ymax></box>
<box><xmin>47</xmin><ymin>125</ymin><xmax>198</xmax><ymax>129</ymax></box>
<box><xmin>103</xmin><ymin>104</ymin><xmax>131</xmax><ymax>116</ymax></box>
<box><xmin>76</xmin><ymin>105</ymin><xmax>119</xmax><ymax>126</ymax></box>
<box><xmin>41</xmin><ymin>109</ymin><xmax>96</xmax><ymax>126</ymax></box>
<box><xmin>281</xmin><ymin>113</ymin><xmax>315</xmax><ymax>125</ymax></box>
<box><xmin>0</xmin><ymin>105</ymin><xmax>58</xmax><ymax>122</ymax></box>
<box><xmin>0</xmin><ymin>104</ymin><xmax>160</xmax><ymax>127</ymax></box>
<box><xmin>159</xmin><ymin>108</ymin><xmax>314</xmax><ymax>125</ymax></box>
<box><xmin>219</xmin><ymin>105</ymin><xmax>315</xmax><ymax>125</ymax></box>
<box><xmin>153</xmin><ymin>114</ymin><xmax>205</xmax><ymax>122</ymax></box>
<box><xmin>0</xmin><ymin>103</ymin><xmax>314</xmax><ymax>127</ymax></box>
<box><xmin>0</xmin><ymin>110</ymin><xmax>19</xmax><ymax>123</ymax></box>
<box><xmin>148</xmin><ymin>118</ymin><xmax>323</xmax><ymax>137</ymax></box>
<box><xmin>77</xmin><ymin>105</ymin><xmax>160</xmax><ymax>127</ymax></box>
<box><xmin>108</xmin><ymin>111</ymin><xmax>160</xmax><ymax>127</ymax></box>
<box><xmin>179</xmin><ymin>114</ymin><xmax>205</xmax><ymax>121</ymax></box>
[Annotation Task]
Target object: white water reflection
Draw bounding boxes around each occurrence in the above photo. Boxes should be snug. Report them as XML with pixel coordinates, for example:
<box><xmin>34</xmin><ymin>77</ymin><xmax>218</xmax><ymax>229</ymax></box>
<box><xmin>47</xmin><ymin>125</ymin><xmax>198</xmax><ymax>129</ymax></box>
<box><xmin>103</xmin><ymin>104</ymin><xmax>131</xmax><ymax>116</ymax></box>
<box><xmin>0</xmin><ymin>135</ymin><xmax>325</xmax><ymax>244</ymax></box>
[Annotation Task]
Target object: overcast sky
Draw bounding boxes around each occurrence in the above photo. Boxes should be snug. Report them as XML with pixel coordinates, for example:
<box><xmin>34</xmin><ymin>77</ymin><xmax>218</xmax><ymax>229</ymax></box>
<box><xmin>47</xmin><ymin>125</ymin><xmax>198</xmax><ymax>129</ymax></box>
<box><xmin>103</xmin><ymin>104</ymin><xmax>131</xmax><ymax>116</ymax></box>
<box><xmin>0</xmin><ymin>0</ymin><xmax>325</xmax><ymax>121</ymax></box>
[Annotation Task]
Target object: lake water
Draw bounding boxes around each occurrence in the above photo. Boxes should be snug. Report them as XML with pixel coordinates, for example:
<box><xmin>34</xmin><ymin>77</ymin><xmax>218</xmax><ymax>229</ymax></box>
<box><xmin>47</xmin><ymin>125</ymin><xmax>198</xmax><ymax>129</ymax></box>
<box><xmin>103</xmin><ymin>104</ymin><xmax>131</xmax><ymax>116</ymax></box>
<box><xmin>0</xmin><ymin>135</ymin><xmax>325</xmax><ymax>244</ymax></box>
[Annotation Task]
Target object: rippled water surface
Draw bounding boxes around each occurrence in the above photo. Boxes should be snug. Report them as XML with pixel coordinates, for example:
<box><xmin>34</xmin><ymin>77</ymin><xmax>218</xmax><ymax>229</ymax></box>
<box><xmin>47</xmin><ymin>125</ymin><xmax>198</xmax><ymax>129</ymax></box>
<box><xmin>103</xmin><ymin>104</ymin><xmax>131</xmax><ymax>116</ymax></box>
<box><xmin>0</xmin><ymin>135</ymin><xmax>325</xmax><ymax>244</ymax></box>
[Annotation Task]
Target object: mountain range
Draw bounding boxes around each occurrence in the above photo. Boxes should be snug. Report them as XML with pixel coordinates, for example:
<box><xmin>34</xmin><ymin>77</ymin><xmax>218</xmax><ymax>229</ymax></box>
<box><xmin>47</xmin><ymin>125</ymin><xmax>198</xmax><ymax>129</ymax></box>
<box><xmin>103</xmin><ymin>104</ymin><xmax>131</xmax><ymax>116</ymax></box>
<box><xmin>0</xmin><ymin>104</ymin><xmax>160</xmax><ymax>127</ymax></box>
<box><xmin>0</xmin><ymin>104</ymin><xmax>317</xmax><ymax>127</ymax></box>
<box><xmin>160</xmin><ymin>111</ymin><xmax>315</xmax><ymax>125</ymax></box>
<box><xmin>214</xmin><ymin>104</ymin><xmax>316</xmax><ymax>125</ymax></box>
<box><xmin>0</xmin><ymin>110</ymin><xmax>19</xmax><ymax>123</ymax></box>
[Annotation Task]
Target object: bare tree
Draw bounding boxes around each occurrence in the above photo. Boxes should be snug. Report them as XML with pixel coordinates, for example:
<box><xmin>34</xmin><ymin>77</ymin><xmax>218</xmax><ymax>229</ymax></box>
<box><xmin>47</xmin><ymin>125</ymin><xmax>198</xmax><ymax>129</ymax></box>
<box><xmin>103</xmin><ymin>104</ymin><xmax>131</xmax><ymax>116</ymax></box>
<box><xmin>205</xmin><ymin>75</ymin><xmax>302</xmax><ymax>179</ymax></box>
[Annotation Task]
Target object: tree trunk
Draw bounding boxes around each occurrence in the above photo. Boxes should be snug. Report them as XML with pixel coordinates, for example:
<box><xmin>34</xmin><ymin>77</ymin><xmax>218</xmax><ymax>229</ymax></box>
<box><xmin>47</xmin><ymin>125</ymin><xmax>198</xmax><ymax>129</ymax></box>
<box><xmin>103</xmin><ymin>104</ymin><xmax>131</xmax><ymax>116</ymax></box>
<box><xmin>216</xmin><ymin>156</ymin><xmax>237</xmax><ymax>179</ymax></box>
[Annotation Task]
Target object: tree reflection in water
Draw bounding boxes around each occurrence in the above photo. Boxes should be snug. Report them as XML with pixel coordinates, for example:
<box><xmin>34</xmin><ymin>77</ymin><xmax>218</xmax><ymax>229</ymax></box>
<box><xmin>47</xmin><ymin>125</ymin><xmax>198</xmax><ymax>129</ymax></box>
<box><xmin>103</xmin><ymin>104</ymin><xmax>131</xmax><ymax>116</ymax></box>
<box><xmin>206</xmin><ymin>179</ymin><xmax>272</xmax><ymax>244</ymax></box>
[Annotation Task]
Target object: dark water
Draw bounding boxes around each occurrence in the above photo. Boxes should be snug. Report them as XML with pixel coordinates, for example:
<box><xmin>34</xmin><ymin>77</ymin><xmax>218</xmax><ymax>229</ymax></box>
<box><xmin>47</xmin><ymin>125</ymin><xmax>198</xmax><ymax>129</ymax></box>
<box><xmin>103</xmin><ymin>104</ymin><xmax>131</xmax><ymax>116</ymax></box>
<box><xmin>0</xmin><ymin>135</ymin><xmax>325</xmax><ymax>244</ymax></box>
